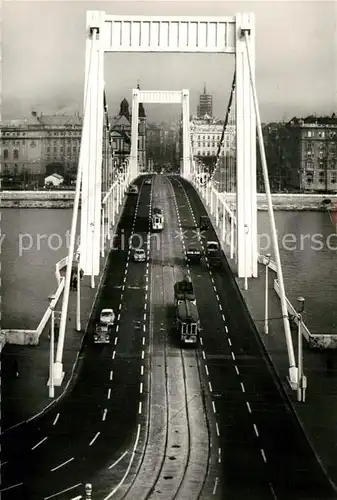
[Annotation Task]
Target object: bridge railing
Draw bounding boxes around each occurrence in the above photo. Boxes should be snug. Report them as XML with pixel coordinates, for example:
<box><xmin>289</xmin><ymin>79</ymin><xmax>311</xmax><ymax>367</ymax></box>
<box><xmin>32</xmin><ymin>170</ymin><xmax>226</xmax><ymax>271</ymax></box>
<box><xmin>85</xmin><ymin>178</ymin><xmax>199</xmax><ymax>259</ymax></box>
<box><xmin>191</xmin><ymin>174</ymin><xmax>337</xmax><ymax>350</ymax></box>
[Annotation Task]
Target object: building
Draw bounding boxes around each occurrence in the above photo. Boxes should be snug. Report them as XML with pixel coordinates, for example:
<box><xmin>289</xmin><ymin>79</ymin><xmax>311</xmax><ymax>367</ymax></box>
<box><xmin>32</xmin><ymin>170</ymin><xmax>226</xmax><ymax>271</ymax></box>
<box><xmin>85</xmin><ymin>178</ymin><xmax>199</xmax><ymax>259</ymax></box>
<box><xmin>287</xmin><ymin>115</ymin><xmax>337</xmax><ymax>193</ymax></box>
<box><xmin>44</xmin><ymin>173</ymin><xmax>64</xmax><ymax>187</ymax></box>
<box><xmin>197</xmin><ymin>83</ymin><xmax>213</xmax><ymax>118</ymax></box>
<box><xmin>190</xmin><ymin>116</ymin><xmax>235</xmax><ymax>158</ymax></box>
<box><xmin>1</xmin><ymin>112</ymin><xmax>82</xmax><ymax>186</ymax></box>
<box><xmin>110</xmin><ymin>84</ymin><xmax>147</xmax><ymax>171</ymax></box>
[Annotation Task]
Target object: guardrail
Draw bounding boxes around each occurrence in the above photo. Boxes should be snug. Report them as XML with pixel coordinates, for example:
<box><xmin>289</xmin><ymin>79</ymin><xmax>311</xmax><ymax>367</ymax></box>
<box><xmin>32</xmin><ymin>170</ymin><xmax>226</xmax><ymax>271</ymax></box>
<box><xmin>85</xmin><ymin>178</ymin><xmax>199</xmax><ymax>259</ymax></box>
<box><xmin>192</xmin><ymin>175</ymin><xmax>337</xmax><ymax>350</ymax></box>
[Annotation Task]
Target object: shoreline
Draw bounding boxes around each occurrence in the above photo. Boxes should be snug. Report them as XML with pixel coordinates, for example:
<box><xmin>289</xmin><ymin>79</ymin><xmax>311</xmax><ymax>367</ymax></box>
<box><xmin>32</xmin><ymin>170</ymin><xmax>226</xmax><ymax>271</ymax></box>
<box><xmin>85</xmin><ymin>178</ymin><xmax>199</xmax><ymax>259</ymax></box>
<box><xmin>1</xmin><ymin>190</ymin><xmax>337</xmax><ymax>210</ymax></box>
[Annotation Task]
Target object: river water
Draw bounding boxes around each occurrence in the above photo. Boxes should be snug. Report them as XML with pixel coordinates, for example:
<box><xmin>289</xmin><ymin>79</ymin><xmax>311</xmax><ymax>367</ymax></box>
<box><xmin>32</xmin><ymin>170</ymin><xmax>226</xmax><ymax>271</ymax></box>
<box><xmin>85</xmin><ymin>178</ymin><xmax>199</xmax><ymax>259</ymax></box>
<box><xmin>2</xmin><ymin>208</ymin><xmax>337</xmax><ymax>334</ymax></box>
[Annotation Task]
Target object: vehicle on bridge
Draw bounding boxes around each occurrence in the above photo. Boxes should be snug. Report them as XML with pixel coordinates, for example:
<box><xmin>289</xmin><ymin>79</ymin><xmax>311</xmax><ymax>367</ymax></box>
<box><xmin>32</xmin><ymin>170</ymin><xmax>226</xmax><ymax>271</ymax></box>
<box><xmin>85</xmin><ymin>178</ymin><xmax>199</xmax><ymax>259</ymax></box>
<box><xmin>205</xmin><ymin>241</ymin><xmax>222</xmax><ymax>268</ymax></box>
<box><xmin>186</xmin><ymin>245</ymin><xmax>201</xmax><ymax>264</ymax></box>
<box><xmin>199</xmin><ymin>215</ymin><xmax>210</xmax><ymax>231</ymax></box>
<box><xmin>176</xmin><ymin>299</ymin><xmax>200</xmax><ymax>345</ymax></box>
<box><xmin>99</xmin><ymin>308</ymin><xmax>115</xmax><ymax>326</ymax></box>
<box><xmin>151</xmin><ymin>208</ymin><xmax>164</xmax><ymax>231</ymax></box>
<box><xmin>132</xmin><ymin>248</ymin><xmax>146</xmax><ymax>262</ymax></box>
<box><xmin>127</xmin><ymin>184</ymin><xmax>139</xmax><ymax>195</ymax></box>
<box><xmin>174</xmin><ymin>279</ymin><xmax>196</xmax><ymax>304</ymax></box>
<box><xmin>93</xmin><ymin>323</ymin><xmax>111</xmax><ymax>344</ymax></box>
<box><xmin>144</xmin><ymin>178</ymin><xmax>152</xmax><ymax>185</ymax></box>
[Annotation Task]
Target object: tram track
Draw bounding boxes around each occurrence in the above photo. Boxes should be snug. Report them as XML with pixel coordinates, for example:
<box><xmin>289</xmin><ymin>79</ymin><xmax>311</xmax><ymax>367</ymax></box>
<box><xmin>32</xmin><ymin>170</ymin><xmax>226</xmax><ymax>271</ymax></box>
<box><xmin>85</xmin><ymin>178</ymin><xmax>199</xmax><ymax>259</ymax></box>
<box><xmin>116</xmin><ymin>174</ymin><xmax>210</xmax><ymax>500</ymax></box>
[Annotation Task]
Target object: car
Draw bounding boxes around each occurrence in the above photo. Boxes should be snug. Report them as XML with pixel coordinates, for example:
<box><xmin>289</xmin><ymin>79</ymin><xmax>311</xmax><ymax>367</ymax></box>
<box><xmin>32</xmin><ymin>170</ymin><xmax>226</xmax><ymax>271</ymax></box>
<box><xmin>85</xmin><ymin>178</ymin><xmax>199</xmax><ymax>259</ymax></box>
<box><xmin>186</xmin><ymin>246</ymin><xmax>201</xmax><ymax>263</ymax></box>
<box><xmin>144</xmin><ymin>178</ymin><xmax>152</xmax><ymax>185</ymax></box>
<box><xmin>133</xmin><ymin>248</ymin><xmax>146</xmax><ymax>262</ymax></box>
<box><xmin>99</xmin><ymin>308</ymin><xmax>115</xmax><ymax>326</ymax></box>
<box><xmin>206</xmin><ymin>241</ymin><xmax>219</xmax><ymax>255</ymax></box>
<box><xmin>127</xmin><ymin>185</ymin><xmax>139</xmax><ymax>195</ymax></box>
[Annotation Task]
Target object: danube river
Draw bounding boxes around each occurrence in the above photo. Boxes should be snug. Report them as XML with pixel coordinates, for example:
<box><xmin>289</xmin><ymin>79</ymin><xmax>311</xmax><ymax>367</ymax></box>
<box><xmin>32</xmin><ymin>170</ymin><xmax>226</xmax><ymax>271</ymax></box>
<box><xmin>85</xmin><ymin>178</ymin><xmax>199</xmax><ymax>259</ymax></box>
<box><xmin>2</xmin><ymin>208</ymin><xmax>337</xmax><ymax>334</ymax></box>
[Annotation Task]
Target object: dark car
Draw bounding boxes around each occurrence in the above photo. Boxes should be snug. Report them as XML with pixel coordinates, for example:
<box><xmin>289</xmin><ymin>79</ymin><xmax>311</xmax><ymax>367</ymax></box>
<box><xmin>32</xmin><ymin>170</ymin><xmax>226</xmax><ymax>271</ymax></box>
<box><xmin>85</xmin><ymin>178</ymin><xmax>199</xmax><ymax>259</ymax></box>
<box><xmin>186</xmin><ymin>246</ymin><xmax>201</xmax><ymax>263</ymax></box>
<box><xmin>200</xmin><ymin>215</ymin><xmax>210</xmax><ymax>231</ymax></box>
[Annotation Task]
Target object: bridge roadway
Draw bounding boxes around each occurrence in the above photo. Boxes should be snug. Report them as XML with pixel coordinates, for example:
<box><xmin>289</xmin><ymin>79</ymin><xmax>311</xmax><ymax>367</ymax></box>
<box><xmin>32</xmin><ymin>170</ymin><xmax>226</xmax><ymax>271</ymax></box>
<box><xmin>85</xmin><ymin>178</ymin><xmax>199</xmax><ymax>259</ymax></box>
<box><xmin>1</xmin><ymin>174</ymin><xmax>336</xmax><ymax>500</ymax></box>
<box><xmin>170</xmin><ymin>175</ymin><xmax>336</xmax><ymax>500</ymax></box>
<box><xmin>0</xmin><ymin>176</ymin><xmax>152</xmax><ymax>499</ymax></box>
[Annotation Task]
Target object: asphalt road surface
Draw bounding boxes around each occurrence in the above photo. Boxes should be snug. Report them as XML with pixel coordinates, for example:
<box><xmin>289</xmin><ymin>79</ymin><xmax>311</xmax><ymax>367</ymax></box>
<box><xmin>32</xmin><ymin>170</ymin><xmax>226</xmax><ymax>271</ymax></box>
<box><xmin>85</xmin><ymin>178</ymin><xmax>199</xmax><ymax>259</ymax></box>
<box><xmin>169</xmin><ymin>175</ymin><xmax>337</xmax><ymax>500</ymax></box>
<box><xmin>0</xmin><ymin>176</ymin><xmax>152</xmax><ymax>500</ymax></box>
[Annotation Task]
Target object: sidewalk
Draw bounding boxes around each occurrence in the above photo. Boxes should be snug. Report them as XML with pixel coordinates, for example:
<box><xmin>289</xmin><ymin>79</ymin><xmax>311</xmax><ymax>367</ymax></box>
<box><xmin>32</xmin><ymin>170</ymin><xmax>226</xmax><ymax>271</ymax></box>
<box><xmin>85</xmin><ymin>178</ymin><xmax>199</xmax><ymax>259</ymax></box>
<box><xmin>204</xmin><ymin>198</ymin><xmax>337</xmax><ymax>489</ymax></box>
<box><xmin>1</xmin><ymin>254</ymin><xmax>110</xmax><ymax>431</ymax></box>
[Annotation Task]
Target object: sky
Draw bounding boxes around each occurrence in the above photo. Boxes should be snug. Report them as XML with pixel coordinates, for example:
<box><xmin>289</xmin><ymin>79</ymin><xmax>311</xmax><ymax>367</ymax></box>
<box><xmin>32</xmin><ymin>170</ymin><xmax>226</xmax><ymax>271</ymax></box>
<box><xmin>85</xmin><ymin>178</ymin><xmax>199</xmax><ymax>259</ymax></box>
<box><xmin>2</xmin><ymin>0</ymin><xmax>337</xmax><ymax>124</ymax></box>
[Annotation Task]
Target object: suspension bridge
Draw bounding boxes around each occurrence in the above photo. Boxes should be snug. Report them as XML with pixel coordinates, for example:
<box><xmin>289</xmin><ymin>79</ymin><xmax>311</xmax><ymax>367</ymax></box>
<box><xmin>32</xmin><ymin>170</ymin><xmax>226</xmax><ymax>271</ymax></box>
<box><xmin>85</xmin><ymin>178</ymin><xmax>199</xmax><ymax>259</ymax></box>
<box><xmin>52</xmin><ymin>10</ymin><xmax>300</xmax><ymax>392</ymax></box>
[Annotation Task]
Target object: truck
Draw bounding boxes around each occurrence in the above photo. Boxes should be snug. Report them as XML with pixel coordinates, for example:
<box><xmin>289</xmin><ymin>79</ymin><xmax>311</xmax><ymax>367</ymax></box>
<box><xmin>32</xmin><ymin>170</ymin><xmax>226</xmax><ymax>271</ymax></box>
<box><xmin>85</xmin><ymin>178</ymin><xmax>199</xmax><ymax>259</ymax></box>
<box><xmin>176</xmin><ymin>299</ymin><xmax>200</xmax><ymax>345</ymax></box>
<box><xmin>205</xmin><ymin>241</ymin><xmax>222</xmax><ymax>268</ymax></box>
<box><xmin>174</xmin><ymin>279</ymin><xmax>195</xmax><ymax>304</ymax></box>
<box><xmin>93</xmin><ymin>323</ymin><xmax>112</xmax><ymax>344</ymax></box>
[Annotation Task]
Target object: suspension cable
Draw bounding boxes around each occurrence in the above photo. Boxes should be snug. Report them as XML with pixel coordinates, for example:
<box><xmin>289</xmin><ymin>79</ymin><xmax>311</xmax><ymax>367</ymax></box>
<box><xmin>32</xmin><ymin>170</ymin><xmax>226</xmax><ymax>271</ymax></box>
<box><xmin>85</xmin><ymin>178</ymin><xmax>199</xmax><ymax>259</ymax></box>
<box><xmin>209</xmin><ymin>71</ymin><xmax>236</xmax><ymax>183</ymax></box>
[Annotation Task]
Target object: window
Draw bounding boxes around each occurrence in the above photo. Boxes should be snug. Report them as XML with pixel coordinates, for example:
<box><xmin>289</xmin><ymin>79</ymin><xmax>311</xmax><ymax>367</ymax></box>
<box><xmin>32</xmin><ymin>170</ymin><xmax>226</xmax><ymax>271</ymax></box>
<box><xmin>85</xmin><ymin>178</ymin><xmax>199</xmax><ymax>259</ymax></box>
<box><xmin>306</xmin><ymin>173</ymin><xmax>313</xmax><ymax>183</ymax></box>
<box><xmin>306</xmin><ymin>162</ymin><xmax>313</xmax><ymax>170</ymax></box>
<box><xmin>3</xmin><ymin>149</ymin><xmax>8</xmax><ymax>159</ymax></box>
<box><xmin>331</xmin><ymin>175</ymin><xmax>336</xmax><ymax>184</ymax></box>
<box><xmin>16</xmin><ymin>141</ymin><xmax>20</xmax><ymax>146</ymax></box>
<box><xmin>318</xmin><ymin>131</ymin><xmax>325</xmax><ymax>138</ymax></box>
<box><xmin>47</xmin><ymin>147</ymin><xmax>50</xmax><ymax>152</ymax></box>
<box><xmin>307</xmin><ymin>131</ymin><xmax>312</xmax><ymax>138</ymax></box>
<box><xmin>60</xmin><ymin>148</ymin><xmax>63</xmax><ymax>153</ymax></box>
<box><xmin>319</xmin><ymin>172</ymin><xmax>325</xmax><ymax>183</ymax></box>
<box><xmin>30</xmin><ymin>141</ymin><xmax>36</xmax><ymax>148</ymax></box>
<box><xmin>13</xmin><ymin>149</ymin><xmax>19</xmax><ymax>159</ymax></box>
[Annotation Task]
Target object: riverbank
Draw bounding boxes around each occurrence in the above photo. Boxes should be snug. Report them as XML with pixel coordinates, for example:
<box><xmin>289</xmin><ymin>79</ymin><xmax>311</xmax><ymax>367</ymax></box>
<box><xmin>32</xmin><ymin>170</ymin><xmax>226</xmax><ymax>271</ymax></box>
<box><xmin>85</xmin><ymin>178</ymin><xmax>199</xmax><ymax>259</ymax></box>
<box><xmin>1</xmin><ymin>190</ymin><xmax>337</xmax><ymax>210</ymax></box>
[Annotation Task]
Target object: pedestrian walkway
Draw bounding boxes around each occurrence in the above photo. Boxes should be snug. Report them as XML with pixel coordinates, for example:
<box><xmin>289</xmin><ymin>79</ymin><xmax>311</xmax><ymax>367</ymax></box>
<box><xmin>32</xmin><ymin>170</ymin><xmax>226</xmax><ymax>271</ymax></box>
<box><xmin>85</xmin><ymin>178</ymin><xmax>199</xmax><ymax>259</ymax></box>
<box><xmin>205</xmin><ymin>206</ymin><xmax>337</xmax><ymax>489</ymax></box>
<box><xmin>1</xmin><ymin>254</ymin><xmax>110</xmax><ymax>431</ymax></box>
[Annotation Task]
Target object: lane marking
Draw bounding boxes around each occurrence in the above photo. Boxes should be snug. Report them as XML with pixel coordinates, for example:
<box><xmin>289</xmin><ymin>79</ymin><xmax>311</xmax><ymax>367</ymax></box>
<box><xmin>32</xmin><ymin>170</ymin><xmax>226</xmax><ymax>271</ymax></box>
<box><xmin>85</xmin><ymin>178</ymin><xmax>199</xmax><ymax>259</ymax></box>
<box><xmin>112</xmin><ymin>351</ymin><xmax>116</xmax><ymax>360</ymax></box>
<box><xmin>218</xmin><ymin>448</ymin><xmax>221</xmax><ymax>463</ymax></box>
<box><xmin>141</xmin><ymin>350</ymin><xmax>145</xmax><ymax>359</ymax></box>
<box><xmin>205</xmin><ymin>365</ymin><xmax>209</xmax><ymax>376</ymax></box>
<box><xmin>142</xmin><ymin>336</ymin><xmax>145</xmax><ymax>345</ymax></box>
<box><xmin>202</xmin><ymin>351</ymin><xmax>206</xmax><ymax>360</ymax></box>
<box><xmin>213</xmin><ymin>477</ymin><xmax>219</xmax><ymax>495</ymax></box>
<box><xmin>240</xmin><ymin>382</ymin><xmax>245</xmax><ymax>393</ymax></box>
<box><xmin>140</xmin><ymin>382</ymin><xmax>143</xmax><ymax>394</ymax></box>
<box><xmin>140</xmin><ymin>365</ymin><xmax>144</xmax><ymax>376</ymax></box>
<box><xmin>208</xmin><ymin>381</ymin><xmax>213</xmax><ymax>392</ymax></box>
<box><xmin>44</xmin><ymin>483</ymin><xmax>82</xmax><ymax>500</ymax></box>
<box><xmin>114</xmin><ymin>337</ymin><xmax>118</xmax><ymax>345</ymax></box>
<box><xmin>51</xmin><ymin>457</ymin><xmax>75</xmax><ymax>472</ymax></box>
<box><xmin>235</xmin><ymin>365</ymin><xmax>239</xmax><ymax>375</ymax></box>
<box><xmin>53</xmin><ymin>413</ymin><xmax>60</xmax><ymax>426</ymax></box>
<box><xmin>261</xmin><ymin>449</ymin><xmax>267</xmax><ymax>463</ymax></box>
<box><xmin>89</xmin><ymin>432</ymin><xmax>100</xmax><ymax>446</ymax></box>
<box><xmin>253</xmin><ymin>423</ymin><xmax>259</xmax><ymax>437</ymax></box>
<box><xmin>246</xmin><ymin>401</ymin><xmax>252</xmax><ymax>413</ymax></box>
<box><xmin>215</xmin><ymin>422</ymin><xmax>220</xmax><ymax>436</ymax></box>
<box><xmin>231</xmin><ymin>351</ymin><xmax>235</xmax><ymax>361</ymax></box>
<box><xmin>0</xmin><ymin>482</ymin><xmax>24</xmax><ymax>493</ymax></box>
<box><xmin>212</xmin><ymin>401</ymin><xmax>216</xmax><ymax>413</ymax></box>
<box><xmin>107</xmin><ymin>388</ymin><xmax>111</xmax><ymax>399</ymax></box>
<box><xmin>225</xmin><ymin>325</ymin><xmax>228</xmax><ymax>333</ymax></box>
<box><xmin>228</xmin><ymin>338</ymin><xmax>232</xmax><ymax>346</ymax></box>
<box><xmin>102</xmin><ymin>409</ymin><xmax>108</xmax><ymax>421</ymax></box>
<box><xmin>108</xmin><ymin>450</ymin><xmax>129</xmax><ymax>470</ymax></box>
<box><xmin>110</xmin><ymin>370</ymin><xmax>113</xmax><ymax>380</ymax></box>
<box><xmin>138</xmin><ymin>401</ymin><xmax>142</xmax><ymax>414</ymax></box>
<box><xmin>31</xmin><ymin>436</ymin><xmax>48</xmax><ymax>450</ymax></box>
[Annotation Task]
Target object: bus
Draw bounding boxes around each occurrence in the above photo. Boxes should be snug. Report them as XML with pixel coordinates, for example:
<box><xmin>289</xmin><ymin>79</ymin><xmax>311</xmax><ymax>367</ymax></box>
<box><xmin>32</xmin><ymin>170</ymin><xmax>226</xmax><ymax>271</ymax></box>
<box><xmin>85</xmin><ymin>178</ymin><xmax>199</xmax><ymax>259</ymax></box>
<box><xmin>176</xmin><ymin>299</ymin><xmax>200</xmax><ymax>345</ymax></box>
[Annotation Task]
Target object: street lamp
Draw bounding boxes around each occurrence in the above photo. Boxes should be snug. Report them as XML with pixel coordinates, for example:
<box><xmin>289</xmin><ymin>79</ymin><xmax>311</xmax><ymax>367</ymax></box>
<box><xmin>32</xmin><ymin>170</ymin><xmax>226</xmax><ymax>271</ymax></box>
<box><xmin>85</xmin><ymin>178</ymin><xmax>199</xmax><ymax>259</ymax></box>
<box><xmin>76</xmin><ymin>257</ymin><xmax>81</xmax><ymax>332</ymax></box>
<box><xmin>297</xmin><ymin>296</ymin><xmax>306</xmax><ymax>402</ymax></box>
<box><xmin>90</xmin><ymin>222</ymin><xmax>95</xmax><ymax>289</ymax></box>
<box><xmin>264</xmin><ymin>253</ymin><xmax>271</xmax><ymax>334</ymax></box>
<box><xmin>48</xmin><ymin>293</ymin><xmax>55</xmax><ymax>398</ymax></box>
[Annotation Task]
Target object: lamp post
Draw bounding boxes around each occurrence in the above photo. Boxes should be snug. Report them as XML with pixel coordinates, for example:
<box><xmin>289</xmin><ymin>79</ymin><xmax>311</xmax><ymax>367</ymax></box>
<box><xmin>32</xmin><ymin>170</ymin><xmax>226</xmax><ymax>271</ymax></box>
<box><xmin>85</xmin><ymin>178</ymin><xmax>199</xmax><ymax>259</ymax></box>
<box><xmin>264</xmin><ymin>253</ymin><xmax>271</xmax><ymax>334</ymax></box>
<box><xmin>90</xmin><ymin>222</ymin><xmax>95</xmax><ymax>289</ymax></box>
<box><xmin>48</xmin><ymin>294</ymin><xmax>55</xmax><ymax>398</ymax></box>
<box><xmin>244</xmin><ymin>224</ymin><xmax>249</xmax><ymax>291</ymax></box>
<box><xmin>297</xmin><ymin>296</ymin><xmax>306</xmax><ymax>402</ymax></box>
<box><xmin>76</xmin><ymin>257</ymin><xmax>81</xmax><ymax>332</ymax></box>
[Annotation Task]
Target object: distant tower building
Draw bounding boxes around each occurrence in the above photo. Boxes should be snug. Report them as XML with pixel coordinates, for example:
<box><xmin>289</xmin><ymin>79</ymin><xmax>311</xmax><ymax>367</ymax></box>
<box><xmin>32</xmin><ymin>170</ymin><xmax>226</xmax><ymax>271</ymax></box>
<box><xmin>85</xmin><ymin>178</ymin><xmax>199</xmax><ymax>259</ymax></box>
<box><xmin>197</xmin><ymin>83</ymin><xmax>213</xmax><ymax>118</ymax></box>
<box><xmin>137</xmin><ymin>81</ymin><xmax>147</xmax><ymax>171</ymax></box>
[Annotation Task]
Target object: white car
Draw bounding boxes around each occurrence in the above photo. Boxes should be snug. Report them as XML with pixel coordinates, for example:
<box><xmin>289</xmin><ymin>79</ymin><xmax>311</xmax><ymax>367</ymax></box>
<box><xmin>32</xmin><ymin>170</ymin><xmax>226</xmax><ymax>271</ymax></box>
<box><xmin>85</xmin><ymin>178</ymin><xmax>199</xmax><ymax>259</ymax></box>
<box><xmin>99</xmin><ymin>308</ymin><xmax>115</xmax><ymax>326</ymax></box>
<box><xmin>133</xmin><ymin>248</ymin><xmax>146</xmax><ymax>262</ymax></box>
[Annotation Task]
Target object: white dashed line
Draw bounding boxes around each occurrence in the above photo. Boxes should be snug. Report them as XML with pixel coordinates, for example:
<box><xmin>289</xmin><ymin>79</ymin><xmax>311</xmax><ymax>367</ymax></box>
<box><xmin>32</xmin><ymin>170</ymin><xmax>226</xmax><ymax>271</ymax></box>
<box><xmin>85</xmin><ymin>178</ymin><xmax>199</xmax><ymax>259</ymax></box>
<box><xmin>51</xmin><ymin>457</ymin><xmax>75</xmax><ymax>472</ymax></box>
<box><xmin>218</xmin><ymin>448</ymin><xmax>221</xmax><ymax>463</ymax></box>
<box><xmin>138</xmin><ymin>401</ymin><xmax>142</xmax><ymax>414</ymax></box>
<box><xmin>31</xmin><ymin>437</ymin><xmax>48</xmax><ymax>450</ymax></box>
<box><xmin>142</xmin><ymin>337</ymin><xmax>145</xmax><ymax>345</ymax></box>
<box><xmin>89</xmin><ymin>432</ymin><xmax>100</xmax><ymax>446</ymax></box>
<box><xmin>208</xmin><ymin>381</ymin><xmax>213</xmax><ymax>392</ymax></box>
<box><xmin>253</xmin><ymin>423</ymin><xmax>259</xmax><ymax>437</ymax></box>
<box><xmin>143</xmin><ymin>313</ymin><xmax>146</xmax><ymax>321</ymax></box>
<box><xmin>202</xmin><ymin>351</ymin><xmax>206</xmax><ymax>360</ymax></box>
<box><xmin>261</xmin><ymin>449</ymin><xmax>267</xmax><ymax>463</ymax></box>
<box><xmin>112</xmin><ymin>351</ymin><xmax>116</xmax><ymax>359</ymax></box>
<box><xmin>212</xmin><ymin>401</ymin><xmax>216</xmax><ymax>413</ymax></box>
<box><xmin>246</xmin><ymin>401</ymin><xmax>252</xmax><ymax>413</ymax></box>
<box><xmin>200</xmin><ymin>337</ymin><xmax>203</xmax><ymax>346</ymax></box>
<box><xmin>53</xmin><ymin>413</ymin><xmax>60</xmax><ymax>426</ymax></box>
<box><xmin>141</xmin><ymin>365</ymin><xmax>144</xmax><ymax>376</ymax></box>
<box><xmin>141</xmin><ymin>350</ymin><xmax>145</xmax><ymax>359</ymax></box>
<box><xmin>228</xmin><ymin>338</ymin><xmax>232</xmax><ymax>346</ymax></box>
<box><xmin>140</xmin><ymin>382</ymin><xmax>143</xmax><ymax>394</ymax></box>
<box><xmin>114</xmin><ymin>337</ymin><xmax>118</xmax><ymax>345</ymax></box>
<box><xmin>205</xmin><ymin>365</ymin><xmax>209</xmax><ymax>376</ymax></box>
<box><xmin>215</xmin><ymin>422</ymin><xmax>220</xmax><ymax>436</ymax></box>
<box><xmin>231</xmin><ymin>351</ymin><xmax>235</xmax><ymax>361</ymax></box>
<box><xmin>235</xmin><ymin>365</ymin><xmax>239</xmax><ymax>375</ymax></box>
<box><xmin>110</xmin><ymin>370</ymin><xmax>113</xmax><ymax>380</ymax></box>
<box><xmin>107</xmin><ymin>388</ymin><xmax>111</xmax><ymax>399</ymax></box>
<box><xmin>102</xmin><ymin>409</ymin><xmax>108</xmax><ymax>421</ymax></box>
<box><xmin>240</xmin><ymin>382</ymin><xmax>245</xmax><ymax>393</ymax></box>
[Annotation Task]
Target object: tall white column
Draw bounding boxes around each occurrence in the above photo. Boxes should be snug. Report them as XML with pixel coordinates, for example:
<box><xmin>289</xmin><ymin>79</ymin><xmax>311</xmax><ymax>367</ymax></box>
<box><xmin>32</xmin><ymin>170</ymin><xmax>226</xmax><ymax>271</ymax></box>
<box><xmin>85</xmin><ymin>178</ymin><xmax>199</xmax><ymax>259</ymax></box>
<box><xmin>182</xmin><ymin>89</ymin><xmax>190</xmax><ymax>179</ymax></box>
<box><xmin>235</xmin><ymin>12</ymin><xmax>257</xmax><ymax>279</ymax></box>
<box><xmin>130</xmin><ymin>89</ymin><xmax>139</xmax><ymax>181</ymax></box>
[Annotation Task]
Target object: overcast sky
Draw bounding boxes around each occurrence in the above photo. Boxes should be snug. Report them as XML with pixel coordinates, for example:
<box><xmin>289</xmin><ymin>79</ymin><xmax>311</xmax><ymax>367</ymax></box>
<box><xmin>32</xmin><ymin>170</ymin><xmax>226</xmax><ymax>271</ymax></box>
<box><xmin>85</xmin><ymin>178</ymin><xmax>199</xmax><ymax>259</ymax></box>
<box><xmin>2</xmin><ymin>0</ymin><xmax>337</xmax><ymax>124</ymax></box>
